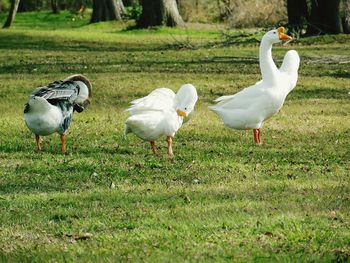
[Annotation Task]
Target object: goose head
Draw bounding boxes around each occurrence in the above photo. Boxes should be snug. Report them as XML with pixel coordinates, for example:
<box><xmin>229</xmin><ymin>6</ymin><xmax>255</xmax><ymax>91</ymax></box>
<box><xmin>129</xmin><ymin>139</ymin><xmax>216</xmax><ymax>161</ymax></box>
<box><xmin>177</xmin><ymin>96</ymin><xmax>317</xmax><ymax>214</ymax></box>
<box><xmin>64</xmin><ymin>74</ymin><xmax>92</xmax><ymax>108</ymax></box>
<box><xmin>175</xmin><ymin>84</ymin><xmax>198</xmax><ymax>121</ymax></box>
<box><xmin>75</xmin><ymin>81</ymin><xmax>89</xmax><ymax>102</ymax></box>
<box><xmin>74</xmin><ymin>80</ymin><xmax>91</xmax><ymax>108</ymax></box>
<box><xmin>262</xmin><ymin>27</ymin><xmax>292</xmax><ymax>44</ymax></box>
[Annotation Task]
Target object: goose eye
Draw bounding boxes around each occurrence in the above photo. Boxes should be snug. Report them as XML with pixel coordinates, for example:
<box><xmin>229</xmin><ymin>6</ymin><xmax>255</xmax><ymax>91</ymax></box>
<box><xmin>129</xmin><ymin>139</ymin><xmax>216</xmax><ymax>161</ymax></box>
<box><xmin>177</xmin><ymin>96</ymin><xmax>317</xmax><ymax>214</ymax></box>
<box><xmin>185</xmin><ymin>107</ymin><xmax>187</xmax><ymax>110</ymax></box>
<box><xmin>273</xmin><ymin>32</ymin><xmax>276</xmax><ymax>34</ymax></box>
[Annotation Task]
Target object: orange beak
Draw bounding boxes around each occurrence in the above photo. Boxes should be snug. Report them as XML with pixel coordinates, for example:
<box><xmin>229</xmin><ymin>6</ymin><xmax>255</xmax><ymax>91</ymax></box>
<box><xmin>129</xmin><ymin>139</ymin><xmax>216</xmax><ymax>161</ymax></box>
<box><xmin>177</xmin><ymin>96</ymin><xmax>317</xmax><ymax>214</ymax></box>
<box><xmin>176</xmin><ymin>109</ymin><xmax>187</xmax><ymax>117</ymax></box>
<box><xmin>277</xmin><ymin>27</ymin><xmax>292</xmax><ymax>40</ymax></box>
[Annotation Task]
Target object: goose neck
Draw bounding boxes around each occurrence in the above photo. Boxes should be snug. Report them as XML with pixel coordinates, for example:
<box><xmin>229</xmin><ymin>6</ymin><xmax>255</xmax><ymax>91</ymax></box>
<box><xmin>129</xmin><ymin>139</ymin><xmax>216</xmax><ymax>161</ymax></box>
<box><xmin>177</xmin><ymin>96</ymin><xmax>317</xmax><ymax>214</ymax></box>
<box><xmin>259</xmin><ymin>39</ymin><xmax>278</xmax><ymax>83</ymax></box>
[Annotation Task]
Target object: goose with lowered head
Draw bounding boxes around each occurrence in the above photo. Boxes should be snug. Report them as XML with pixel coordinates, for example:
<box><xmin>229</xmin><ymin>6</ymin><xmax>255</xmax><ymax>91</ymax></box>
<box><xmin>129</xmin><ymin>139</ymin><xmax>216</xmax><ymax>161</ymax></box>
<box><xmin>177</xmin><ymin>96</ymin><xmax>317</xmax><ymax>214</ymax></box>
<box><xmin>125</xmin><ymin>84</ymin><xmax>198</xmax><ymax>157</ymax></box>
<box><xmin>24</xmin><ymin>74</ymin><xmax>92</xmax><ymax>153</ymax></box>
<box><xmin>209</xmin><ymin>27</ymin><xmax>300</xmax><ymax>144</ymax></box>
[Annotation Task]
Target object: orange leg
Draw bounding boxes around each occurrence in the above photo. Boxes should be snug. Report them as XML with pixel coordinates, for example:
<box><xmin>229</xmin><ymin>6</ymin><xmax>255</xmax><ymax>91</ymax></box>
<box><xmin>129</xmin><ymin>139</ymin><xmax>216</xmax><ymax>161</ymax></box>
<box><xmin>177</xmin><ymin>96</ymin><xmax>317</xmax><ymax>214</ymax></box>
<box><xmin>150</xmin><ymin>141</ymin><xmax>157</xmax><ymax>154</ymax></box>
<box><xmin>60</xmin><ymin>134</ymin><xmax>66</xmax><ymax>153</ymax></box>
<box><xmin>35</xmin><ymin>134</ymin><xmax>41</xmax><ymax>152</ymax></box>
<box><xmin>253</xmin><ymin>129</ymin><xmax>262</xmax><ymax>145</ymax></box>
<box><xmin>166</xmin><ymin>136</ymin><xmax>174</xmax><ymax>157</ymax></box>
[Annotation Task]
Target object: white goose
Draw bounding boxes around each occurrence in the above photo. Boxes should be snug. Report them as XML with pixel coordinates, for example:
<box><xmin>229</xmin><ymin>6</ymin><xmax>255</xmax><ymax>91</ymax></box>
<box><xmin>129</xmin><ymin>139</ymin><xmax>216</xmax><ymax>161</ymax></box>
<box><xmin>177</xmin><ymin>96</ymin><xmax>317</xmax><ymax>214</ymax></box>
<box><xmin>125</xmin><ymin>84</ymin><xmax>198</xmax><ymax>156</ymax></box>
<box><xmin>209</xmin><ymin>27</ymin><xmax>300</xmax><ymax>144</ymax></box>
<box><xmin>24</xmin><ymin>75</ymin><xmax>92</xmax><ymax>153</ymax></box>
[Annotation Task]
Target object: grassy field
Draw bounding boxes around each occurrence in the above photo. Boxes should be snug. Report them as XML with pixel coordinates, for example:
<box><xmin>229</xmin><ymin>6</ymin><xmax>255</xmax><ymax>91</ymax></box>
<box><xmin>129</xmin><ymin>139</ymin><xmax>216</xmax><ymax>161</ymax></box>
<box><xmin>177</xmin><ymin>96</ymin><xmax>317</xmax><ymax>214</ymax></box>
<box><xmin>0</xmin><ymin>11</ymin><xmax>349</xmax><ymax>262</ymax></box>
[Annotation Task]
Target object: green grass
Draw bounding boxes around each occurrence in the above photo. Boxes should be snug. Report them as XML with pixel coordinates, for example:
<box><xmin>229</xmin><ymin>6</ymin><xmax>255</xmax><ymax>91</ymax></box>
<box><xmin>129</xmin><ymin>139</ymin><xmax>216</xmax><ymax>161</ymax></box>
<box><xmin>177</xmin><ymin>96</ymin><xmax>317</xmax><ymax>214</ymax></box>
<box><xmin>0</xmin><ymin>11</ymin><xmax>349</xmax><ymax>262</ymax></box>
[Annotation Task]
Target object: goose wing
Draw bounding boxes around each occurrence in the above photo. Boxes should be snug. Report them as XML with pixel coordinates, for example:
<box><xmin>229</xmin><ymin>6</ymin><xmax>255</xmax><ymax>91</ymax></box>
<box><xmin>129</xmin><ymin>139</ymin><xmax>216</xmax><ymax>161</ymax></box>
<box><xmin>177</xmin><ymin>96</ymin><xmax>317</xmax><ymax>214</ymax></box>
<box><xmin>211</xmin><ymin>83</ymin><xmax>266</xmax><ymax>110</ymax></box>
<box><xmin>31</xmin><ymin>80</ymin><xmax>79</xmax><ymax>104</ymax></box>
<box><xmin>126</xmin><ymin>88</ymin><xmax>176</xmax><ymax>115</ymax></box>
<box><xmin>279</xmin><ymin>50</ymin><xmax>300</xmax><ymax>92</ymax></box>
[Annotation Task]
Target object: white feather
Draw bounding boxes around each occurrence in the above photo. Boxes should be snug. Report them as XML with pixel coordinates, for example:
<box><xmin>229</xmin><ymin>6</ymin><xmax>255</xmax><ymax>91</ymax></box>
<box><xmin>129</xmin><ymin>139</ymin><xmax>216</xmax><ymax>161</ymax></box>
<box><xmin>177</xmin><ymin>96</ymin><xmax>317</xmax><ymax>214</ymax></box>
<box><xmin>126</xmin><ymin>88</ymin><xmax>176</xmax><ymax>115</ymax></box>
<box><xmin>209</xmin><ymin>28</ymin><xmax>300</xmax><ymax>130</ymax></box>
<box><xmin>24</xmin><ymin>97</ymin><xmax>63</xmax><ymax>136</ymax></box>
<box><xmin>125</xmin><ymin>84</ymin><xmax>198</xmax><ymax>142</ymax></box>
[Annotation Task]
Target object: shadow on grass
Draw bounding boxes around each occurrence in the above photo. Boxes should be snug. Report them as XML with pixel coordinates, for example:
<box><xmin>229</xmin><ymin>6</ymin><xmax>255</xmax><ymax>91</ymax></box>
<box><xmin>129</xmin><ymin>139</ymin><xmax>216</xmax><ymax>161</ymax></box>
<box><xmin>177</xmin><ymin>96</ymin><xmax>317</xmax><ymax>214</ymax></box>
<box><xmin>0</xmin><ymin>30</ymin><xmax>215</xmax><ymax>53</ymax></box>
<box><xmin>1</xmin><ymin>31</ymin><xmax>347</xmax><ymax>80</ymax></box>
<box><xmin>288</xmin><ymin>88</ymin><xmax>349</xmax><ymax>100</ymax></box>
<box><xmin>0</xmin><ymin>32</ymin><xmax>162</xmax><ymax>52</ymax></box>
<box><xmin>0</xmin><ymin>183</ymin><xmax>63</xmax><ymax>194</ymax></box>
<box><xmin>330</xmin><ymin>71</ymin><xmax>350</xmax><ymax>78</ymax></box>
<box><xmin>0</xmin><ymin>55</ymin><xmax>259</xmax><ymax>74</ymax></box>
<box><xmin>0</xmin><ymin>172</ymin><xmax>348</xmax><ymax>210</ymax></box>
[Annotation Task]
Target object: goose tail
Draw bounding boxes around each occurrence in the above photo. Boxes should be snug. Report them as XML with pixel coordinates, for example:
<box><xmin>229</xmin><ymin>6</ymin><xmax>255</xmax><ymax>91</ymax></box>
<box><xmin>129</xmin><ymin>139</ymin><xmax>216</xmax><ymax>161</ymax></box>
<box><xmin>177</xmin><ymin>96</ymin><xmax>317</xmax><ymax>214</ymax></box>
<box><xmin>208</xmin><ymin>105</ymin><xmax>220</xmax><ymax>114</ymax></box>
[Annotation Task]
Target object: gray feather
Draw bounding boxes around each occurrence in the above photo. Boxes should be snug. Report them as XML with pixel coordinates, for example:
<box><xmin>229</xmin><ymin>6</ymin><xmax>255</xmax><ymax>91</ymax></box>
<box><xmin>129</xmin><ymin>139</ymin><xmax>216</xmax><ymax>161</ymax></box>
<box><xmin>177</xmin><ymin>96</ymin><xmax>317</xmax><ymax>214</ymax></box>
<box><xmin>31</xmin><ymin>81</ymin><xmax>79</xmax><ymax>103</ymax></box>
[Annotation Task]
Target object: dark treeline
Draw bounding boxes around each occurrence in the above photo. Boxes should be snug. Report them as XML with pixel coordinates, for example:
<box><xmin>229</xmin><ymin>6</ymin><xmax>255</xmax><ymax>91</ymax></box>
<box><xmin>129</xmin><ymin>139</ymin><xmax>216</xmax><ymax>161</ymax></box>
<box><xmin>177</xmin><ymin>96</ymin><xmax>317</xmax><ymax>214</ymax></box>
<box><xmin>18</xmin><ymin>0</ymin><xmax>90</xmax><ymax>12</ymax></box>
<box><xmin>287</xmin><ymin>0</ymin><xmax>350</xmax><ymax>35</ymax></box>
<box><xmin>1</xmin><ymin>0</ymin><xmax>350</xmax><ymax>35</ymax></box>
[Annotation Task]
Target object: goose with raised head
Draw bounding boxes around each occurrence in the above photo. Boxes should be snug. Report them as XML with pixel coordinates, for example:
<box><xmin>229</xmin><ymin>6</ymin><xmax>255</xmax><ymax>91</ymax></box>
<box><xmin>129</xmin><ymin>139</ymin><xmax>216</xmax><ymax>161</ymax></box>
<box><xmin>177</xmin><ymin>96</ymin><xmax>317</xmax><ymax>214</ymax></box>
<box><xmin>125</xmin><ymin>84</ymin><xmax>198</xmax><ymax>156</ymax></box>
<box><xmin>24</xmin><ymin>74</ymin><xmax>92</xmax><ymax>153</ymax></box>
<box><xmin>209</xmin><ymin>27</ymin><xmax>300</xmax><ymax>144</ymax></box>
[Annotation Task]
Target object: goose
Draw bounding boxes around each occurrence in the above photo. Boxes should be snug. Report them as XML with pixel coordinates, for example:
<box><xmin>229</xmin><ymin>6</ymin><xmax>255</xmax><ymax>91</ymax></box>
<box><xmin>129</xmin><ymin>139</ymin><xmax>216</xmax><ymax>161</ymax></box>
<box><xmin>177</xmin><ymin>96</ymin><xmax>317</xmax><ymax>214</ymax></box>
<box><xmin>24</xmin><ymin>74</ymin><xmax>92</xmax><ymax>153</ymax></box>
<box><xmin>209</xmin><ymin>27</ymin><xmax>300</xmax><ymax>144</ymax></box>
<box><xmin>125</xmin><ymin>84</ymin><xmax>198</xmax><ymax>156</ymax></box>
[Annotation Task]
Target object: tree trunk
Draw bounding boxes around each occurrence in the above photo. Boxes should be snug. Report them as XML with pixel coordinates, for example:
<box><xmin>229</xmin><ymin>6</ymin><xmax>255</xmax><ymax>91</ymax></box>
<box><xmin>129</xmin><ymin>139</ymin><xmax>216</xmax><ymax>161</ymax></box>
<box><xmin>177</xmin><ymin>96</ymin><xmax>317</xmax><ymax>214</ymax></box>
<box><xmin>3</xmin><ymin>0</ymin><xmax>20</xmax><ymax>28</ymax></box>
<box><xmin>137</xmin><ymin>0</ymin><xmax>161</xmax><ymax>27</ymax></box>
<box><xmin>286</xmin><ymin>0</ymin><xmax>308</xmax><ymax>28</ymax></box>
<box><xmin>137</xmin><ymin>0</ymin><xmax>184</xmax><ymax>27</ymax></box>
<box><xmin>287</xmin><ymin>0</ymin><xmax>348</xmax><ymax>36</ymax></box>
<box><xmin>307</xmin><ymin>0</ymin><xmax>321</xmax><ymax>34</ymax></box>
<box><xmin>123</xmin><ymin>0</ymin><xmax>137</xmax><ymax>6</ymax></box>
<box><xmin>163</xmin><ymin>0</ymin><xmax>183</xmax><ymax>26</ymax></box>
<box><xmin>116</xmin><ymin>0</ymin><xmax>126</xmax><ymax>14</ymax></box>
<box><xmin>17</xmin><ymin>0</ymin><xmax>43</xmax><ymax>12</ymax></box>
<box><xmin>51</xmin><ymin>0</ymin><xmax>59</xmax><ymax>14</ymax></box>
<box><xmin>308</xmin><ymin>0</ymin><xmax>343</xmax><ymax>34</ymax></box>
<box><xmin>341</xmin><ymin>0</ymin><xmax>350</xmax><ymax>33</ymax></box>
<box><xmin>90</xmin><ymin>0</ymin><xmax>125</xmax><ymax>23</ymax></box>
<box><xmin>320</xmin><ymin>0</ymin><xmax>343</xmax><ymax>33</ymax></box>
<box><xmin>17</xmin><ymin>0</ymin><xmax>25</xmax><ymax>12</ymax></box>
